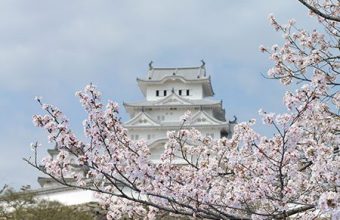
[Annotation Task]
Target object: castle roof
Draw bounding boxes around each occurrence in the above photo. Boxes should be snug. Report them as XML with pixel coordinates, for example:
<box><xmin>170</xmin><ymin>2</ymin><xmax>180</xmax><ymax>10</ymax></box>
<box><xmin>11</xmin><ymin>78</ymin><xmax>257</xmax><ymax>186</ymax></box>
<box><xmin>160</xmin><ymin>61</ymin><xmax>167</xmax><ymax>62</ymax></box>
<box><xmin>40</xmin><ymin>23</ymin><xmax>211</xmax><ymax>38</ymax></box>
<box><xmin>146</xmin><ymin>66</ymin><xmax>207</xmax><ymax>81</ymax></box>
<box><xmin>137</xmin><ymin>65</ymin><xmax>214</xmax><ymax>97</ymax></box>
<box><xmin>124</xmin><ymin>92</ymin><xmax>221</xmax><ymax>108</ymax></box>
<box><xmin>124</xmin><ymin>110</ymin><xmax>227</xmax><ymax>128</ymax></box>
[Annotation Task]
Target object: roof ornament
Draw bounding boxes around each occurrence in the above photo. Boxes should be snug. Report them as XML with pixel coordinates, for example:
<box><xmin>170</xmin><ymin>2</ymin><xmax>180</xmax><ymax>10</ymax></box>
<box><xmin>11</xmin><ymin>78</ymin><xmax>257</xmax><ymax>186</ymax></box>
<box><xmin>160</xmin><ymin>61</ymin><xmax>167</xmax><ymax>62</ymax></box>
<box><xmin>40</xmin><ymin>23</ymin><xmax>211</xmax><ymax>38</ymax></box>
<box><xmin>200</xmin><ymin>59</ymin><xmax>206</xmax><ymax>68</ymax></box>
<box><xmin>148</xmin><ymin>61</ymin><xmax>153</xmax><ymax>70</ymax></box>
<box><xmin>229</xmin><ymin>115</ymin><xmax>237</xmax><ymax>124</ymax></box>
<box><xmin>171</xmin><ymin>88</ymin><xmax>175</xmax><ymax>93</ymax></box>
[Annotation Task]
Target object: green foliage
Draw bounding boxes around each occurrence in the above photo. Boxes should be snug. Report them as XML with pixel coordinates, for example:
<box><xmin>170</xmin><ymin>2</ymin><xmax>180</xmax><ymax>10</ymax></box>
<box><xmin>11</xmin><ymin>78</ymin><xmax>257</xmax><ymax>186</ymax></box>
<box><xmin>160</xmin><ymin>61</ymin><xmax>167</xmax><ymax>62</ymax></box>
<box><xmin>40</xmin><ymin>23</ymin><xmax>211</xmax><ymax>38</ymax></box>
<box><xmin>0</xmin><ymin>185</ymin><xmax>94</xmax><ymax>220</ymax></box>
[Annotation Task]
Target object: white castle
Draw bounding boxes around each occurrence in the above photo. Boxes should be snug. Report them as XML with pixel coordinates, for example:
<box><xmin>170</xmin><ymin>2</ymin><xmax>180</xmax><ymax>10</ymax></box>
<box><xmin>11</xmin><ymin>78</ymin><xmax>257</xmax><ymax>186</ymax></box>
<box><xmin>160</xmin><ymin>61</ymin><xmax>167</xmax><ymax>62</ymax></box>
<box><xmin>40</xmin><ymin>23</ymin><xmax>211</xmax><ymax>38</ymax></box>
<box><xmin>36</xmin><ymin>62</ymin><xmax>236</xmax><ymax>205</ymax></box>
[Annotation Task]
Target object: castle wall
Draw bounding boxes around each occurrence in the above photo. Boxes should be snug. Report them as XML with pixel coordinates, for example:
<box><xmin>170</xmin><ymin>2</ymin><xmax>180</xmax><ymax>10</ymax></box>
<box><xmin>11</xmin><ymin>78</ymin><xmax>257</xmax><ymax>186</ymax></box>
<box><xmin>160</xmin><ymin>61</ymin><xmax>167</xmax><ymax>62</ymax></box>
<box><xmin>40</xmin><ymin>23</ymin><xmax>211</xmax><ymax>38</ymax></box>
<box><xmin>146</xmin><ymin>81</ymin><xmax>203</xmax><ymax>101</ymax></box>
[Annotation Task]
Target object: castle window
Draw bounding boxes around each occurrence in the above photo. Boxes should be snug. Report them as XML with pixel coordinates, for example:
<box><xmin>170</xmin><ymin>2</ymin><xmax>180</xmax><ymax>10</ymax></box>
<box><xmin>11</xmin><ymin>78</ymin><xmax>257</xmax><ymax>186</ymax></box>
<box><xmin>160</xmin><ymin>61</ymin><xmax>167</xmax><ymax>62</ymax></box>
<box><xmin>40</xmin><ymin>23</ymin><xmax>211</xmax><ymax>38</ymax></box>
<box><xmin>164</xmin><ymin>90</ymin><xmax>167</xmax><ymax>96</ymax></box>
<box><xmin>220</xmin><ymin>128</ymin><xmax>228</xmax><ymax>138</ymax></box>
<box><xmin>186</xmin><ymin>89</ymin><xmax>190</xmax><ymax>96</ymax></box>
<box><xmin>157</xmin><ymin>115</ymin><xmax>165</xmax><ymax>121</ymax></box>
<box><xmin>179</xmin><ymin>89</ymin><xmax>182</xmax><ymax>96</ymax></box>
<box><xmin>131</xmin><ymin>134</ymin><xmax>139</xmax><ymax>140</ymax></box>
<box><xmin>156</xmin><ymin>90</ymin><xmax>159</xmax><ymax>96</ymax></box>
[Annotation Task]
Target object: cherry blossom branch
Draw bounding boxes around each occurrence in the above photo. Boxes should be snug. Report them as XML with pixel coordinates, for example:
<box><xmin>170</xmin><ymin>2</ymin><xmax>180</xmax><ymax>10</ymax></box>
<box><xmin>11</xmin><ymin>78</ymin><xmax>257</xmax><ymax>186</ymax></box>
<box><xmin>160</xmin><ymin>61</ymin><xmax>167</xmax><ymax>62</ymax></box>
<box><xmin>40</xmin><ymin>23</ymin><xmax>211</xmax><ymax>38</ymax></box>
<box><xmin>297</xmin><ymin>0</ymin><xmax>340</xmax><ymax>22</ymax></box>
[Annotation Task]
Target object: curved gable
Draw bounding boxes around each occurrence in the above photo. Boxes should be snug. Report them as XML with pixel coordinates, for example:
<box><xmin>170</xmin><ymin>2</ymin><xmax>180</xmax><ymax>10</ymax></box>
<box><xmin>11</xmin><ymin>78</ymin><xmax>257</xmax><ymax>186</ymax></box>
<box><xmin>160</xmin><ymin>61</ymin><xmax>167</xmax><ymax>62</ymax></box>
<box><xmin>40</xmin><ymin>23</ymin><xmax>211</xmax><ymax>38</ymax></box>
<box><xmin>124</xmin><ymin>112</ymin><xmax>160</xmax><ymax>127</ymax></box>
<box><xmin>190</xmin><ymin>111</ymin><xmax>226</xmax><ymax>126</ymax></box>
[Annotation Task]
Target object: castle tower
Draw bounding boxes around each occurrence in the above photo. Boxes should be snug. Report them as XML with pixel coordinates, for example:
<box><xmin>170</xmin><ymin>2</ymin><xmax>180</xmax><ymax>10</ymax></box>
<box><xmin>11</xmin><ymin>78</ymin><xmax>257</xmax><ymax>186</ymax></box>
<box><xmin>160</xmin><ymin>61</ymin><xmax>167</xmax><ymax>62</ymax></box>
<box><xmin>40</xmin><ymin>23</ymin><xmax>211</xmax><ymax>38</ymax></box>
<box><xmin>123</xmin><ymin>62</ymin><xmax>234</xmax><ymax>162</ymax></box>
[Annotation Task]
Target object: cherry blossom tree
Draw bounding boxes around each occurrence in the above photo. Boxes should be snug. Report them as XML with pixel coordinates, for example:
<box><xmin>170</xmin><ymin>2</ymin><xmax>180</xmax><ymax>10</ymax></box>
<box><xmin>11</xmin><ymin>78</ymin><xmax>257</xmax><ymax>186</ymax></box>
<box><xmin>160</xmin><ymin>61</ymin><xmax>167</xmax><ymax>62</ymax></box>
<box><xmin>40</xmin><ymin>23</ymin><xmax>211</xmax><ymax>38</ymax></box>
<box><xmin>26</xmin><ymin>1</ymin><xmax>339</xmax><ymax>219</ymax></box>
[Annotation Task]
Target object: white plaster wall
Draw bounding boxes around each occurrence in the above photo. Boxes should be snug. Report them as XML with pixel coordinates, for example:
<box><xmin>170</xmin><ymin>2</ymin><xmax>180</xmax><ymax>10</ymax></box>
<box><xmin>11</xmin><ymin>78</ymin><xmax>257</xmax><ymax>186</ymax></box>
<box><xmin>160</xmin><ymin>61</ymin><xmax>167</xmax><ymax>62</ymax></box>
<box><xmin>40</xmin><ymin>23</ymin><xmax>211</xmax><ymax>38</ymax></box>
<box><xmin>37</xmin><ymin>189</ymin><xmax>98</xmax><ymax>205</ymax></box>
<box><xmin>145</xmin><ymin>107</ymin><xmax>214</xmax><ymax>123</ymax></box>
<box><xmin>128</xmin><ymin>129</ymin><xmax>166</xmax><ymax>143</ymax></box>
<box><xmin>146</xmin><ymin>81</ymin><xmax>203</xmax><ymax>101</ymax></box>
<box><xmin>149</xmin><ymin>144</ymin><xmax>166</xmax><ymax>161</ymax></box>
<box><xmin>199</xmin><ymin>128</ymin><xmax>221</xmax><ymax>139</ymax></box>
<box><xmin>128</xmin><ymin>126</ymin><xmax>223</xmax><ymax>145</ymax></box>
<box><xmin>146</xmin><ymin>108</ymin><xmax>195</xmax><ymax>123</ymax></box>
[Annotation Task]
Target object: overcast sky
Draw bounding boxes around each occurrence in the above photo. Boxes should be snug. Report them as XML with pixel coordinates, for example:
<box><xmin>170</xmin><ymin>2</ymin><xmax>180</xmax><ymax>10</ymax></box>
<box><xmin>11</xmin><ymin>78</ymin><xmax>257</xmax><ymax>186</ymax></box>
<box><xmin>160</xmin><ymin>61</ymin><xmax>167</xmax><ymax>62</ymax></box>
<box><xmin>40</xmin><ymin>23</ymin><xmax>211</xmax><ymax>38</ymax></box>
<box><xmin>0</xmin><ymin>0</ymin><xmax>317</xmax><ymax>189</ymax></box>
